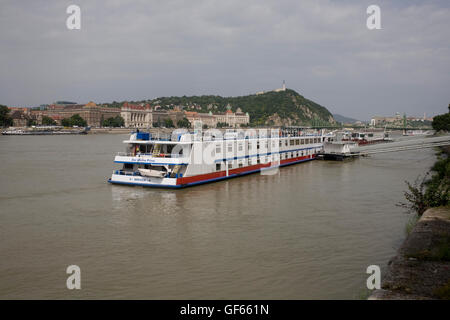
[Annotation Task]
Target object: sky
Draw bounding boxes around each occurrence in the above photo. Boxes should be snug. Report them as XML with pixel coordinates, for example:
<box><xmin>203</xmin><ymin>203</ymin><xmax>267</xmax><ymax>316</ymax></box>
<box><xmin>0</xmin><ymin>0</ymin><xmax>449</xmax><ymax>120</ymax></box>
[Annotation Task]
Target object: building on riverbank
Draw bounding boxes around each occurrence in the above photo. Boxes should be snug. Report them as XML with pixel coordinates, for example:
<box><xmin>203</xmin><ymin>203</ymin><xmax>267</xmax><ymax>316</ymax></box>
<box><xmin>7</xmin><ymin>101</ymin><xmax>249</xmax><ymax>129</ymax></box>
<box><xmin>29</xmin><ymin>102</ymin><xmax>121</xmax><ymax>127</ymax></box>
<box><xmin>183</xmin><ymin>106</ymin><xmax>250</xmax><ymax>128</ymax></box>
<box><xmin>10</xmin><ymin>110</ymin><xmax>30</xmax><ymax>127</ymax></box>
<box><xmin>120</xmin><ymin>102</ymin><xmax>249</xmax><ymax>128</ymax></box>
<box><xmin>120</xmin><ymin>102</ymin><xmax>185</xmax><ymax>128</ymax></box>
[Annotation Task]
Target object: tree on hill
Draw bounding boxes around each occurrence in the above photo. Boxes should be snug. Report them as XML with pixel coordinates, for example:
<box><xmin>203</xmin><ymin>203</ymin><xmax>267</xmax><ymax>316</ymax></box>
<box><xmin>0</xmin><ymin>105</ymin><xmax>12</xmax><ymax>127</ymax></box>
<box><xmin>61</xmin><ymin>114</ymin><xmax>87</xmax><ymax>127</ymax></box>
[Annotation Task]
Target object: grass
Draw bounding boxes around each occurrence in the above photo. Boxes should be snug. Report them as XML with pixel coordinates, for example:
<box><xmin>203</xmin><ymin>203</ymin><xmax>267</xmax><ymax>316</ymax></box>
<box><xmin>405</xmin><ymin>214</ymin><xmax>419</xmax><ymax>235</ymax></box>
<box><xmin>434</xmin><ymin>281</ymin><xmax>450</xmax><ymax>300</ymax></box>
<box><xmin>355</xmin><ymin>288</ymin><xmax>372</xmax><ymax>300</ymax></box>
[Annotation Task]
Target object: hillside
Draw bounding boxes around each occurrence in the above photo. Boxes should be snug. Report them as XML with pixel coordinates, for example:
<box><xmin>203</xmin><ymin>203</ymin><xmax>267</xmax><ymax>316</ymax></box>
<box><xmin>146</xmin><ymin>89</ymin><xmax>335</xmax><ymax>126</ymax></box>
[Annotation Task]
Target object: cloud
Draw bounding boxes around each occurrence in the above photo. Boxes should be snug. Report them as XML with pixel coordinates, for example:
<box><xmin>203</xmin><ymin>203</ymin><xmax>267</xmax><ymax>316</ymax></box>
<box><xmin>0</xmin><ymin>0</ymin><xmax>449</xmax><ymax>118</ymax></box>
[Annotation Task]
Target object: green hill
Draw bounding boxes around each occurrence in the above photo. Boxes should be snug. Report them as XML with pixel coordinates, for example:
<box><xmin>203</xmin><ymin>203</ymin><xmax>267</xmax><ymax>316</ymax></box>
<box><xmin>149</xmin><ymin>89</ymin><xmax>335</xmax><ymax>126</ymax></box>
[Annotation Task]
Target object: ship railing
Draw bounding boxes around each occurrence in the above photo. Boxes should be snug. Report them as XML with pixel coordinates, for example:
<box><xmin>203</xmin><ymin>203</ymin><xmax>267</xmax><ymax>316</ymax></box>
<box><xmin>116</xmin><ymin>152</ymin><xmax>184</xmax><ymax>158</ymax></box>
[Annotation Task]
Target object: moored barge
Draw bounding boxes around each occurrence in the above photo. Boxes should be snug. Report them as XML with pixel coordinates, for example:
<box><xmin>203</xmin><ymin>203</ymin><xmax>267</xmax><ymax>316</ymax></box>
<box><xmin>108</xmin><ymin>128</ymin><xmax>328</xmax><ymax>188</ymax></box>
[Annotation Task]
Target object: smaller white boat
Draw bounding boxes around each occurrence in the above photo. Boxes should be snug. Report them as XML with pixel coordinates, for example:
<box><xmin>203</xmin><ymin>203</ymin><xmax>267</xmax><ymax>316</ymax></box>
<box><xmin>403</xmin><ymin>130</ymin><xmax>432</xmax><ymax>136</ymax></box>
<box><xmin>137</xmin><ymin>168</ymin><xmax>167</xmax><ymax>178</ymax></box>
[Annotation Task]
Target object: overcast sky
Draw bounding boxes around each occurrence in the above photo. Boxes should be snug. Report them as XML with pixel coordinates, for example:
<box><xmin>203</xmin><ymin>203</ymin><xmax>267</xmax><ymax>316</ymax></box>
<box><xmin>0</xmin><ymin>0</ymin><xmax>449</xmax><ymax>120</ymax></box>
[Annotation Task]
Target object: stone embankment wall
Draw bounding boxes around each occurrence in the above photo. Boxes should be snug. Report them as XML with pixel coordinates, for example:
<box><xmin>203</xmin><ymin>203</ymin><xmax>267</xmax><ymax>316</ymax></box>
<box><xmin>370</xmin><ymin>207</ymin><xmax>450</xmax><ymax>300</ymax></box>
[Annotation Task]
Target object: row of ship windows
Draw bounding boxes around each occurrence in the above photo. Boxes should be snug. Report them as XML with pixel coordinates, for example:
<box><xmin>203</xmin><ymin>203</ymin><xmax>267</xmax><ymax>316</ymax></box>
<box><xmin>215</xmin><ymin>149</ymin><xmax>318</xmax><ymax>171</ymax></box>
<box><xmin>215</xmin><ymin>137</ymin><xmax>323</xmax><ymax>154</ymax></box>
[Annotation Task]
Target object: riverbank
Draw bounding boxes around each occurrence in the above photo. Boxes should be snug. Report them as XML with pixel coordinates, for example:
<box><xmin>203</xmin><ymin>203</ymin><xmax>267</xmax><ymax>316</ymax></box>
<box><xmin>89</xmin><ymin>127</ymin><xmax>183</xmax><ymax>134</ymax></box>
<box><xmin>369</xmin><ymin>206</ymin><xmax>450</xmax><ymax>299</ymax></box>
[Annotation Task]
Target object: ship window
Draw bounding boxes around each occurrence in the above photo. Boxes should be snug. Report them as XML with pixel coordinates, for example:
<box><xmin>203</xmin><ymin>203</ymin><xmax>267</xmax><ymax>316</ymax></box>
<box><xmin>290</xmin><ymin>140</ymin><xmax>294</xmax><ymax>146</ymax></box>
<box><xmin>285</xmin><ymin>140</ymin><xmax>288</xmax><ymax>146</ymax></box>
<box><xmin>228</xmin><ymin>162</ymin><xmax>232</xmax><ymax>169</ymax></box>
<box><xmin>124</xmin><ymin>163</ymin><xmax>133</xmax><ymax>169</ymax></box>
<box><xmin>279</xmin><ymin>140</ymin><xmax>282</xmax><ymax>147</ymax></box>
<box><xmin>301</xmin><ymin>139</ymin><xmax>304</xmax><ymax>144</ymax></box>
<box><xmin>296</xmin><ymin>139</ymin><xmax>300</xmax><ymax>145</ymax></box>
<box><xmin>238</xmin><ymin>143</ymin><xmax>243</xmax><ymax>151</ymax></box>
<box><xmin>216</xmin><ymin>163</ymin><xmax>221</xmax><ymax>171</ymax></box>
<box><xmin>227</xmin><ymin>143</ymin><xmax>233</xmax><ymax>152</ymax></box>
<box><xmin>238</xmin><ymin>162</ymin><xmax>243</xmax><ymax>168</ymax></box>
<box><xmin>216</xmin><ymin>144</ymin><xmax>221</xmax><ymax>153</ymax></box>
<box><xmin>257</xmin><ymin>158</ymin><xmax>260</xmax><ymax>164</ymax></box>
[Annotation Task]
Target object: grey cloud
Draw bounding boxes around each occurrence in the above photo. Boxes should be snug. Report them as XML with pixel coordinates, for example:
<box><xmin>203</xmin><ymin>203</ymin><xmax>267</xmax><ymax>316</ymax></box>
<box><xmin>0</xmin><ymin>0</ymin><xmax>449</xmax><ymax>119</ymax></box>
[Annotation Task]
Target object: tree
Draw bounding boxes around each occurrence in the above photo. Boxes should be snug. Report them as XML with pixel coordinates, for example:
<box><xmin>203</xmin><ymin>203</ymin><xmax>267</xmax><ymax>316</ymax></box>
<box><xmin>42</xmin><ymin>116</ymin><xmax>56</xmax><ymax>126</ymax></box>
<box><xmin>177</xmin><ymin>117</ymin><xmax>191</xmax><ymax>128</ymax></box>
<box><xmin>164</xmin><ymin>118</ymin><xmax>175</xmax><ymax>128</ymax></box>
<box><xmin>61</xmin><ymin>114</ymin><xmax>87</xmax><ymax>127</ymax></box>
<box><xmin>102</xmin><ymin>115</ymin><xmax>124</xmax><ymax>127</ymax></box>
<box><xmin>432</xmin><ymin>111</ymin><xmax>450</xmax><ymax>132</ymax></box>
<box><xmin>0</xmin><ymin>105</ymin><xmax>12</xmax><ymax>127</ymax></box>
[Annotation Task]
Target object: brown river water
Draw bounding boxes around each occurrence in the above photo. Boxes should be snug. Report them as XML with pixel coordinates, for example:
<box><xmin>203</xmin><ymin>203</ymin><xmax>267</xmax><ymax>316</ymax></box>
<box><xmin>0</xmin><ymin>133</ymin><xmax>436</xmax><ymax>299</ymax></box>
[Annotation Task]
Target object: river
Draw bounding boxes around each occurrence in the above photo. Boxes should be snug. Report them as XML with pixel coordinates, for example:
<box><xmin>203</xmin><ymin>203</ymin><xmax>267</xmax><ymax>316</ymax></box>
<box><xmin>0</xmin><ymin>133</ymin><xmax>436</xmax><ymax>299</ymax></box>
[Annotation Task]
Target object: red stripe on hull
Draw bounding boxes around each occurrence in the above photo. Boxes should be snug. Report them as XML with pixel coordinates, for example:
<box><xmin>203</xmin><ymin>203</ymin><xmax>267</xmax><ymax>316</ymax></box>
<box><xmin>176</xmin><ymin>154</ymin><xmax>315</xmax><ymax>185</ymax></box>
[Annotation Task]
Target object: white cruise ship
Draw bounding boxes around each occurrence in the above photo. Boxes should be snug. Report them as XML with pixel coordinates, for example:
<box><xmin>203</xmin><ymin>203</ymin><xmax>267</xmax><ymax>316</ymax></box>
<box><xmin>108</xmin><ymin>128</ymin><xmax>327</xmax><ymax>188</ymax></box>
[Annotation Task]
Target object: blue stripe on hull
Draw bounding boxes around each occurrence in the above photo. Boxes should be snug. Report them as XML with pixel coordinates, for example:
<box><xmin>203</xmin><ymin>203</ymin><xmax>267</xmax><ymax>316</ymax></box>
<box><xmin>108</xmin><ymin>157</ymin><xmax>315</xmax><ymax>189</ymax></box>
